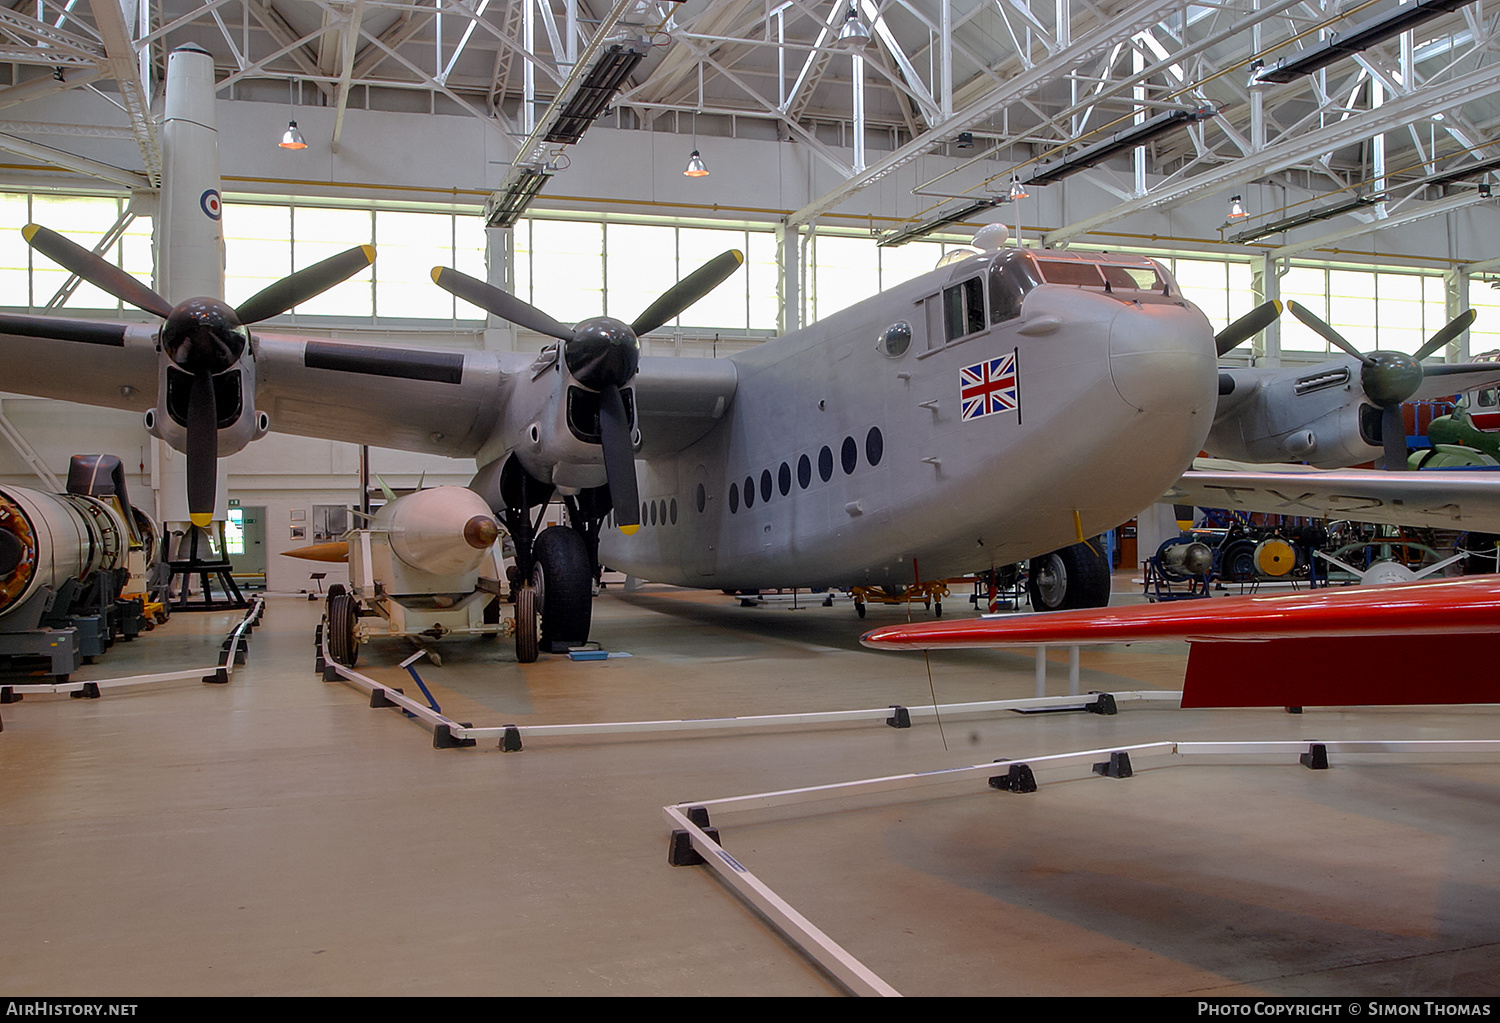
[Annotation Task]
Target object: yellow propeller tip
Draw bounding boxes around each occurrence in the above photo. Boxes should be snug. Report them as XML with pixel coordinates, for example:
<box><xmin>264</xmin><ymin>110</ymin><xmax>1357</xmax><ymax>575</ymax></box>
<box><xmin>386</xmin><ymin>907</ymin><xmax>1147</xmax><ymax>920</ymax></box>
<box><xmin>189</xmin><ymin>513</ymin><xmax>214</xmax><ymax>528</ymax></box>
<box><xmin>619</xmin><ymin>524</ymin><xmax>640</xmax><ymax>536</ymax></box>
<box><xmin>21</xmin><ymin>223</ymin><xmax>37</xmax><ymax>241</ymax></box>
<box><xmin>430</xmin><ymin>267</ymin><xmax>443</xmax><ymax>284</ymax></box>
<box><xmin>360</xmin><ymin>244</ymin><xmax>375</xmax><ymax>263</ymax></box>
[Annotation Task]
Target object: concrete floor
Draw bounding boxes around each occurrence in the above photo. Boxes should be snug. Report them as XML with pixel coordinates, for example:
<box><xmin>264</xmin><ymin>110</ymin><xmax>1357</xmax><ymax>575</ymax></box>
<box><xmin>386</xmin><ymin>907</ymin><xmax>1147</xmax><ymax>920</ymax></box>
<box><xmin>2</xmin><ymin>576</ymin><xmax>1498</xmax><ymax>997</ymax></box>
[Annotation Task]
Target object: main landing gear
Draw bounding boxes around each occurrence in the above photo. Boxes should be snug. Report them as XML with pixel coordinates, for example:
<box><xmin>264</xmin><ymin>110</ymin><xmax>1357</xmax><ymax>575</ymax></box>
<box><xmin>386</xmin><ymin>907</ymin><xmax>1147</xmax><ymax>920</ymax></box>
<box><xmin>498</xmin><ymin>462</ymin><xmax>608</xmax><ymax>663</ymax></box>
<box><xmin>1026</xmin><ymin>539</ymin><xmax>1111</xmax><ymax>612</ymax></box>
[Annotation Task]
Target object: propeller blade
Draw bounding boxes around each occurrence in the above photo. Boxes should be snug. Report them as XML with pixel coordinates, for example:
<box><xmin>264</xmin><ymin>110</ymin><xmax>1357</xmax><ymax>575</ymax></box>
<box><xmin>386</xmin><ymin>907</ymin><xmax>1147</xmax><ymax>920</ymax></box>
<box><xmin>598</xmin><ymin>384</ymin><xmax>640</xmax><ymax>529</ymax></box>
<box><xmin>185</xmin><ymin>371</ymin><xmax>219</xmax><ymax>527</ymax></box>
<box><xmin>1214</xmin><ymin>299</ymin><xmax>1282</xmax><ymax>357</ymax></box>
<box><xmin>431</xmin><ymin>266</ymin><xmax>573</xmax><ymax>341</ymax></box>
<box><xmin>1286</xmin><ymin>301</ymin><xmax>1367</xmax><ymax>363</ymax></box>
<box><xmin>1413</xmin><ymin>308</ymin><xmax>1477</xmax><ymax>362</ymax></box>
<box><xmin>1382</xmin><ymin>404</ymin><xmax>1409</xmax><ymax>470</ymax></box>
<box><xmin>631</xmin><ymin>249</ymin><xmax>745</xmax><ymax>337</ymax></box>
<box><xmin>23</xmin><ymin>224</ymin><xmax>173</xmax><ymax>319</ymax></box>
<box><xmin>235</xmin><ymin>244</ymin><xmax>376</xmax><ymax>324</ymax></box>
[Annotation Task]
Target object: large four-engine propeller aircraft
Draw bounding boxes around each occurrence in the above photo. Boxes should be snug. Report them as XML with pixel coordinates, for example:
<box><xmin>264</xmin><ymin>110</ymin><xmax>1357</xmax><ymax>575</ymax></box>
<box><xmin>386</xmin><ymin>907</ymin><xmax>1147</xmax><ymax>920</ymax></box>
<box><xmin>0</xmin><ymin>44</ymin><xmax>1233</xmax><ymax>663</ymax></box>
<box><xmin>0</xmin><ymin>46</ymin><xmax>374</xmax><ymax>529</ymax></box>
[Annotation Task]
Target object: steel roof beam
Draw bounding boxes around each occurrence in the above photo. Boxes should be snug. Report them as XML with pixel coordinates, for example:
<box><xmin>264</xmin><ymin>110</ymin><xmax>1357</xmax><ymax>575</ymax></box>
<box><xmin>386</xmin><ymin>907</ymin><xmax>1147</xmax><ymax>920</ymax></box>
<box><xmin>789</xmin><ymin>0</ymin><xmax>1188</xmax><ymax>227</ymax></box>
<box><xmin>1046</xmin><ymin>61</ymin><xmax>1500</xmax><ymax>245</ymax></box>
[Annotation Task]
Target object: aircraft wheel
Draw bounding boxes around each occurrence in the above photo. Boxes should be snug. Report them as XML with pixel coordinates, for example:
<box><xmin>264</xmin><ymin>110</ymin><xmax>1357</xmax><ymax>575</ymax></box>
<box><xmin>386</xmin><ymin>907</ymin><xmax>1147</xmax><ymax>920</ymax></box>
<box><xmin>327</xmin><ymin>592</ymin><xmax>359</xmax><ymax>667</ymax></box>
<box><xmin>855</xmin><ymin>600</ymin><xmax>865</xmax><ymax>618</ymax></box>
<box><xmin>533</xmin><ymin>526</ymin><xmax>594</xmax><ymax>652</ymax></box>
<box><xmin>1027</xmin><ymin>541</ymin><xmax>1110</xmax><ymax>612</ymax></box>
<box><xmin>514</xmin><ymin>584</ymin><xmax>538</xmax><ymax>663</ymax></box>
<box><xmin>934</xmin><ymin>601</ymin><xmax>942</xmax><ymax>617</ymax></box>
<box><xmin>1220</xmin><ymin>539</ymin><xmax>1257</xmax><ymax>583</ymax></box>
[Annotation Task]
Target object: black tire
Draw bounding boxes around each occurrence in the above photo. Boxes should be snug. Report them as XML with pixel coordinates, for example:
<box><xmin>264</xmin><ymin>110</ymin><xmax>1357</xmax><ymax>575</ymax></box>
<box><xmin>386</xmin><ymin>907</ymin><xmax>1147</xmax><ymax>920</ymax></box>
<box><xmin>533</xmin><ymin>526</ymin><xmax>594</xmax><ymax>652</ymax></box>
<box><xmin>327</xmin><ymin>592</ymin><xmax>359</xmax><ymax>667</ymax></box>
<box><xmin>1027</xmin><ymin>541</ymin><xmax>1111</xmax><ymax>612</ymax></box>
<box><xmin>514</xmin><ymin>584</ymin><xmax>538</xmax><ymax>663</ymax></box>
<box><xmin>1219</xmin><ymin>539</ymin><xmax>1257</xmax><ymax>583</ymax></box>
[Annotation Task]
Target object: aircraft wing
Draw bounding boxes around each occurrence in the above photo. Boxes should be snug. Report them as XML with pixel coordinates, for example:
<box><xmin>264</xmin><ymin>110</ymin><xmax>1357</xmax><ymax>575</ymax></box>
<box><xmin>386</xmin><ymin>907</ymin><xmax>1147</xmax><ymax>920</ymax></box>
<box><xmin>1165</xmin><ymin>457</ymin><xmax>1500</xmax><ymax>533</ymax></box>
<box><xmin>0</xmin><ymin>315</ymin><xmax>515</xmax><ymax>459</ymax></box>
<box><xmin>1413</xmin><ymin>362</ymin><xmax>1500</xmax><ymax>401</ymax></box>
<box><xmin>632</xmin><ymin>355</ymin><xmax>737</xmax><ymax>459</ymax></box>
<box><xmin>252</xmin><ymin>333</ymin><xmax>511</xmax><ymax>457</ymax></box>
<box><xmin>861</xmin><ymin>577</ymin><xmax>1500</xmax><ymax>707</ymax></box>
<box><xmin>0</xmin><ymin>314</ymin><xmax>158</xmax><ymax>413</ymax></box>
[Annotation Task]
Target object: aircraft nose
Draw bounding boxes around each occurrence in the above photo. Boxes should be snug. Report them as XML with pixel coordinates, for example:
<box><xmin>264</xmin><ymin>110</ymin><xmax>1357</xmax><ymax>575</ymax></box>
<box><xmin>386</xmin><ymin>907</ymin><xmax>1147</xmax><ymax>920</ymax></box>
<box><xmin>1108</xmin><ymin>302</ymin><xmax>1217</xmax><ymax>415</ymax></box>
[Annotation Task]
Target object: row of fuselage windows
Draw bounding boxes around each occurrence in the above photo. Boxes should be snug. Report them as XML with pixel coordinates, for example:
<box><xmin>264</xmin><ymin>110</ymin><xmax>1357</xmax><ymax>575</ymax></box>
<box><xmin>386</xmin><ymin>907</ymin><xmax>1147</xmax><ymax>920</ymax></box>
<box><xmin>724</xmin><ymin>427</ymin><xmax>885</xmax><ymax>515</ymax></box>
<box><xmin>627</xmin><ymin>426</ymin><xmax>886</xmax><ymax>528</ymax></box>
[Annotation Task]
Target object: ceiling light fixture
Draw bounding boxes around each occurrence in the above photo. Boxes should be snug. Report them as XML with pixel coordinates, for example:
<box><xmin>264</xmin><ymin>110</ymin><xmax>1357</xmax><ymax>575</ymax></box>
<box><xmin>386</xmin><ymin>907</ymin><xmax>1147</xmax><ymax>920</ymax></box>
<box><xmin>835</xmin><ymin>3</ymin><xmax>871</xmax><ymax>50</ymax></box>
<box><xmin>684</xmin><ymin>111</ymin><xmax>709</xmax><ymax>177</ymax></box>
<box><xmin>1227</xmin><ymin>195</ymin><xmax>1248</xmax><ymax>220</ymax></box>
<box><xmin>1008</xmin><ymin>176</ymin><xmax>1029</xmax><ymax>201</ymax></box>
<box><xmin>278</xmin><ymin>79</ymin><xmax>306</xmax><ymax>150</ymax></box>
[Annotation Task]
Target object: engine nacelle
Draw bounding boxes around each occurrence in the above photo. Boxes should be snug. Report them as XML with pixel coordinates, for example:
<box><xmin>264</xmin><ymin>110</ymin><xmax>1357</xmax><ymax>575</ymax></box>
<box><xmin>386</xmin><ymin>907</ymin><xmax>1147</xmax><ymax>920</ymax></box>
<box><xmin>1208</xmin><ymin>361</ymin><xmax>1380</xmax><ymax>468</ymax></box>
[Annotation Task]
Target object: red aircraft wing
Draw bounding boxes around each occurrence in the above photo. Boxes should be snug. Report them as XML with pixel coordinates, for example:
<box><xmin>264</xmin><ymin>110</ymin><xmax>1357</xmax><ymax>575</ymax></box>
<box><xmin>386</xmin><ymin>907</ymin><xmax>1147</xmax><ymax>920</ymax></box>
<box><xmin>860</xmin><ymin>577</ymin><xmax>1500</xmax><ymax>708</ymax></box>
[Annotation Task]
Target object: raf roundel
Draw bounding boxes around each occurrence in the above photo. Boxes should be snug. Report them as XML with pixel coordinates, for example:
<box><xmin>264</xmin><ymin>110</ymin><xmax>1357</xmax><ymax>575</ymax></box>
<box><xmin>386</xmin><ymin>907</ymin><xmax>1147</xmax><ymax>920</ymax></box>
<box><xmin>199</xmin><ymin>189</ymin><xmax>222</xmax><ymax>220</ymax></box>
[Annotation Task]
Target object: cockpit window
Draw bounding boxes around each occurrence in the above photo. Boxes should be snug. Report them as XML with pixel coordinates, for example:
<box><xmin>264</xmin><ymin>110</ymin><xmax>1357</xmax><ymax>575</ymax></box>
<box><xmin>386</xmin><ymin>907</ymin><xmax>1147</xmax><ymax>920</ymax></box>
<box><xmin>943</xmin><ymin>277</ymin><xmax>986</xmax><ymax>341</ymax></box>
<box><xmin>1036</xmin><ymin>258</ymin><xmax>1165</xmax><ymax>294</ymax></box>
<box><xmin>989</xmin><ymin>250</ymin><xmax>1042</xmax><ymax>324</ymax></box>
<box><xmin>1102</xmin><ymin>264</ymin><xmax>1165</xmax><ymax>291</ymax></box>
<box><xmin>1036</xmin><ymin>260</ymin><xmax>1105</xmax><ymax>287</ymax></box>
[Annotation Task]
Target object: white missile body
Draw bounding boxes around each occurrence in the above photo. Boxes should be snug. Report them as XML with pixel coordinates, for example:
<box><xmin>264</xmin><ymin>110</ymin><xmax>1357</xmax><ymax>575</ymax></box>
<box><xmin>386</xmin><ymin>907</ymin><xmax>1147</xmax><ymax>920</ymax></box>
<box><xmin>374</xmin><ymin>485</ymin><xmax>501</xmax><ymax>578</ymax></box>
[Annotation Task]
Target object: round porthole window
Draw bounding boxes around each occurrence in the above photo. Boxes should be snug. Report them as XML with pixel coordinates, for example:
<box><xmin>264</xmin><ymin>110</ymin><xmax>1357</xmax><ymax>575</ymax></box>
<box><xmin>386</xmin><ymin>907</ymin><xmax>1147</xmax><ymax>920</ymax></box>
<box><xmin>760</xmin><ymin>469</ymin><xmax>773</xmax><ymax>503</ymax></box>
<box><xmin>841</xmin><ymin>436</ymin><xmax>858</xmax><ymax>474</ymax></box>
<box><xmin>729</xmin><ymin>482</ymin><xmax>739</xmax><ymax>513</ymax></box>
<box><xmin>818</xmin><ymin>446</ymin><xmax>834</xmax><ymax>482</ymax></box>
<box><xmin>866</xmin><ymin>426</ymin><xmax>884</xmax><ymax>467</ymax></box>
<box><xmin>877</xmin><ymin>320</ymin><xmax>913</xmax><ymax>358</ymax></box>
<box><xmin>744</xmin><ymin>476</ymin><xmax>755</xmax><ymax>508</ymax></box>
<box><xmin>797</xmin><ymin>454</ymin><xmax>812</xmax><ymax>489</ymax></box>
<box><xmin>696</xmin><ymin>483</ymin><xmax>706</xmax><ymax>514</ymax></box>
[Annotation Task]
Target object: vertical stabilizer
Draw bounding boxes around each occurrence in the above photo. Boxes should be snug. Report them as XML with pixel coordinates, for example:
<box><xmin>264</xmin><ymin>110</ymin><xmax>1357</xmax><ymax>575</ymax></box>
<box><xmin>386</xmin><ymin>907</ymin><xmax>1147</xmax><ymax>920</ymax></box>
<box><xmin>157</xmin><ymin>45</ymin><xmax>224</xmax><ymax>305</ymax></box>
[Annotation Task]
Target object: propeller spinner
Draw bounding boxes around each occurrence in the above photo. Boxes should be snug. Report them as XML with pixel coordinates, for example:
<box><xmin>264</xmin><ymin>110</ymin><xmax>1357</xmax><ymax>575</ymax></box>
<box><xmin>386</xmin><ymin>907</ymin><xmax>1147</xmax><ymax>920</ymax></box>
<box><xmin>1287</xmin><ymin>300</ymin><xmax>1477</xmax><ymax>469</ymax></box>
<box><xmin>23</xmin><ymin>223</ymin><xmax>375</xmax><ymax>524</ymax></box>
<box><xmin>431</xmin><ymin>250</ymin><xmax>744</xmax><ymax>530</ymax></box>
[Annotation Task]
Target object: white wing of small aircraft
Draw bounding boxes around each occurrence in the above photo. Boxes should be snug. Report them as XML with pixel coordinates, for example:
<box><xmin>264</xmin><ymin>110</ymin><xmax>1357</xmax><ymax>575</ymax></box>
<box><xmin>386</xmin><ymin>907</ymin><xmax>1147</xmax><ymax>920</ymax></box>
<box><xmin>1167</xmin><ymin>457</ymin><xmax>1500</xmax><ymax>534</ymax></box>
<box><xmin>0</xmin><ymin>46</ymin><xmax>1233</xmax><ymax>663</ymax></box>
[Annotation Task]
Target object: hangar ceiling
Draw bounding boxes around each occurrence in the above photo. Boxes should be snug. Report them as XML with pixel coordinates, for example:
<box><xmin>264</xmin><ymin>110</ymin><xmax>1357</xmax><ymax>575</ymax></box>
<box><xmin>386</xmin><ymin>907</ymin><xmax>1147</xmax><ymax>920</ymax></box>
<box><xmin>1</xmin><ymin>0</ymin><xmax>1499</xmax><ymax>246</ymax></box>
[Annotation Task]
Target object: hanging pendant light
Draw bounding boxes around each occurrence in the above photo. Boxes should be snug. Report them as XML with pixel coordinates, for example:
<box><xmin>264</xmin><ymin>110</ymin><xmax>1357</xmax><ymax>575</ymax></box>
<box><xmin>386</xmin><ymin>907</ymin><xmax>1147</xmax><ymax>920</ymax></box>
<box><xmin>1008</xmin><ymin>176</ymin><xmax>1029</xmax><ymax>201</ymax></box>
<box><xmin>683</xmin><ymin>110</ymin><xmax>708</xmax><ymax>177</ymax></box>
<box><xmin>278</xmin><ymin>78</ymin><xmax>307</xmax><ymax>150</ymax></box>
<box><xmin>835</xmin><ymin>3</ymin><xmax>871</xmax><ymax>50</ymax></box>
<box><xmin>1227</xmin><ymin>194</ymin><xmax>1248</xmax><ymax>219</ymax></box>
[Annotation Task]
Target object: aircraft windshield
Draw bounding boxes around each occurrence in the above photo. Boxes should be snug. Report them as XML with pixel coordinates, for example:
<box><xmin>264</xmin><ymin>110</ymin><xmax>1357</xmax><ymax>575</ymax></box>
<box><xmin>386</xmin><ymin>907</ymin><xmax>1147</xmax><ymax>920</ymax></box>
<box><xmin>1032</xmin><ymin>257</ymin><xmax>1166</xmax><ymax>293</ymax></box>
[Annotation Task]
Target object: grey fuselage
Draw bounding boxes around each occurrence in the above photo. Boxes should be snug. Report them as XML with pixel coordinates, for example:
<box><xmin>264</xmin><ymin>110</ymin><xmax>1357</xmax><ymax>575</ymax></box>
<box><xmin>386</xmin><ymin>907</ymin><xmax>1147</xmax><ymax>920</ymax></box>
<box><xmin>599</xmin><ymin>246</ymin><xmax>1219</xmax><ymax>589</ymax></box>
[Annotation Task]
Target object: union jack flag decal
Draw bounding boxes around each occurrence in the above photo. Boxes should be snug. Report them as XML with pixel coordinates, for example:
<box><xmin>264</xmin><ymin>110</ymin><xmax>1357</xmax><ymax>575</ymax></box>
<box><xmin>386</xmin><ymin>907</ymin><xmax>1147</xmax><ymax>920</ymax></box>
<box><xmin>959</xmin><ymin>352</ymin><xmax>1019</xmax><ymax>422</ymax></box>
